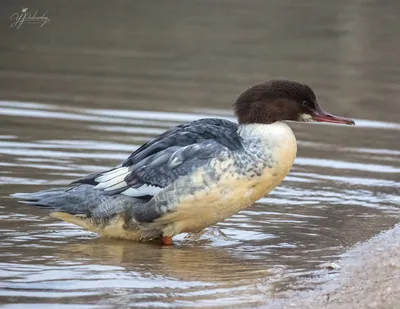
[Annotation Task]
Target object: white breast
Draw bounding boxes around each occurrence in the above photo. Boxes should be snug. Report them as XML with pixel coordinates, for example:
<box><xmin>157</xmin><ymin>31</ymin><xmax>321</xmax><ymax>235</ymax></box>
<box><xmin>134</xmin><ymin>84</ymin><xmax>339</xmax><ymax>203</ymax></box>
<box><xmin>238</xmin><ymin>121</ymin><xmax>297</xmax><ymax>176</ymax></box>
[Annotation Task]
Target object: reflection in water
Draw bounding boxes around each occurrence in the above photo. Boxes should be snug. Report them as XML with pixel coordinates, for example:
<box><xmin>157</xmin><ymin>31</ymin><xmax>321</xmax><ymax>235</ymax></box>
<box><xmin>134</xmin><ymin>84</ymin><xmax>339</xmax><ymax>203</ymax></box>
<box><xmin>0</xmin><ymin>0</ymin><xmax>400</xmax><ymax>307</ymax></box>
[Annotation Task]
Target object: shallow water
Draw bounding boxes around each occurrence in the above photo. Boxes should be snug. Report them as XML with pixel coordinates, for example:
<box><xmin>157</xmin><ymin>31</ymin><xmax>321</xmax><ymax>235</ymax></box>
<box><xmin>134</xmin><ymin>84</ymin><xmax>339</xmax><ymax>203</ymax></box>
<box><xmin>1</xmin><ymin>1</ymin><xmax>400</xmax><ymax>308</ymax></box>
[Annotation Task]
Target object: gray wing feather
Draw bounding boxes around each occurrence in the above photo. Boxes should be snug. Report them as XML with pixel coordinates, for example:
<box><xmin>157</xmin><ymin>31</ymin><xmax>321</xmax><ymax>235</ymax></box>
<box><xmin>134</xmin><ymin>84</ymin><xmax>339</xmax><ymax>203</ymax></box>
<box><xmin>91</xmin><ymin>139</ymin><xmax>230</xmax><ymax>197</ymax></box>
<box><xmin>81</xmin><ymin>118</ymin><xmax>242</xmax><ymax>198</ymax></box>
<box><xmin>122</xmin><ymin>118</ymin><xmax>239</xmax><ymax>166</ymax></box>
<box><xmin>125</xmin><ymin>140</ymin><xmax>226</xmax><ymax>189</ymax></box>
<box><xmin>71</xmin><ymin>118</ymin><xmax>239</xmax><ymax>189</ymax></box>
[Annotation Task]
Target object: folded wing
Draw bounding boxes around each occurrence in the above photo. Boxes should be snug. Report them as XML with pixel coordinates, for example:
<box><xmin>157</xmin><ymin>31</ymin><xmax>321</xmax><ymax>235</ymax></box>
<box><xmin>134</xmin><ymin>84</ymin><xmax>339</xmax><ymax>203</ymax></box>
<box><xmin>73</xmin><ymin>118</ymin><xmax>241</xmax><ymax>198</ymax></box>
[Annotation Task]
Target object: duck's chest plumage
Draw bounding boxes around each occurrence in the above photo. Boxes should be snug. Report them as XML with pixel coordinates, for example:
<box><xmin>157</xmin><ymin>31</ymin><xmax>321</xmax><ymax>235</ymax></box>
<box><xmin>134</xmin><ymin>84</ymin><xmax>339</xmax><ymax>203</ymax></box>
<box><xmin>157</xmin><ymin>122</ymin><xmax>297</xmax><ymax>235</ymax></box>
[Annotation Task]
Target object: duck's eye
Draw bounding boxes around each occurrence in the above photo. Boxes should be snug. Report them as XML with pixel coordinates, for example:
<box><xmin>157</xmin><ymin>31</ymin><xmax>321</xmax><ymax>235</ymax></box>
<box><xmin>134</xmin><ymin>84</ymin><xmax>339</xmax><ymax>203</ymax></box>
<box><xmin>302</xmin><ymin>101</ymin><xmax>308</xmax><ymax>107</ymax></box>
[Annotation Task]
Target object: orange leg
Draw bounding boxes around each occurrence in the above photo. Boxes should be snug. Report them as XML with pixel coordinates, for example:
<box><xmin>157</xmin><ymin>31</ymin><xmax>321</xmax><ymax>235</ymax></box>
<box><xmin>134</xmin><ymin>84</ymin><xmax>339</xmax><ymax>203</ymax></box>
<box><xmin>161</xmin><ymin>236</ymin><xmax>173</xmax><ymax>246</ymax></box>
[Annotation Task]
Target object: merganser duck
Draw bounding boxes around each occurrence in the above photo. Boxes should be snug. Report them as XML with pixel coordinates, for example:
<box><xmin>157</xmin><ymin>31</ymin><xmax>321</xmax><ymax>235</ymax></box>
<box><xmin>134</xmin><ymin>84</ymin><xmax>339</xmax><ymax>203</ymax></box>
<box><xmin>13</xmin><ymin>80</ymin><xmax>354</xmax><ymax>245</ymax></box>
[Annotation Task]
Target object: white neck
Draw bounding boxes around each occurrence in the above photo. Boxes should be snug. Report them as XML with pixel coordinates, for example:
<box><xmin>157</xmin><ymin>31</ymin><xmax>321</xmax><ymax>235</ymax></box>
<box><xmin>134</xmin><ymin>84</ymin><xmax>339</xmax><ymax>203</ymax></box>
<box><xmin>238</xmin><ymin>121</ymin><xmax>297</xmax><ymax>176</ymax></box>
<box><xmin>238</xmin><ymin>121</ymin><xmax>295</xmax><ymax>142</ymax></box>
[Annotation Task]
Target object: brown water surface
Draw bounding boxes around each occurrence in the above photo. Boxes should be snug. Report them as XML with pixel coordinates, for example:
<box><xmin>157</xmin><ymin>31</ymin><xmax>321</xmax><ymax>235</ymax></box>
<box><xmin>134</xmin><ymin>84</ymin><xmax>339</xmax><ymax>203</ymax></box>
<box><xmin>0</xmin><ymin>1</ymin><xmax>399</xmax><ymax>308</ymax></box>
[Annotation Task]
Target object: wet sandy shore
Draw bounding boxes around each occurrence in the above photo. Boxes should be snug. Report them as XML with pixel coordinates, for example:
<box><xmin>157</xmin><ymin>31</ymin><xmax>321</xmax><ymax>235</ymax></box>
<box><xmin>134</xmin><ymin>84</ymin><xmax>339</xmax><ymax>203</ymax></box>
<box><xmin>274</xmin><ymin>223</ymin><xmax>400</xmax><ymax>309</ymax></box>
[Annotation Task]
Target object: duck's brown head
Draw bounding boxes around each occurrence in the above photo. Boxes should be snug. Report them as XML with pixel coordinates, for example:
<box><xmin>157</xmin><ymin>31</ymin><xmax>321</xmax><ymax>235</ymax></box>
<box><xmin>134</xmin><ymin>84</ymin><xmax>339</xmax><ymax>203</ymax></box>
<box><xmin>233</xmin><ymin>80</ymin><xmax>354</xmax><ymax>125</ymax></box>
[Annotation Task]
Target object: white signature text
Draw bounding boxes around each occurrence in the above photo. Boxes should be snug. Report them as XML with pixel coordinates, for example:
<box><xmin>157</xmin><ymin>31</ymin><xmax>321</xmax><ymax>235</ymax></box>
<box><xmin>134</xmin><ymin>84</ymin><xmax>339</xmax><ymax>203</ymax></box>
<box><xmin>10</xmin><ymin>8</ymin><xmax>50</xmax><ymax>29</ymax></box>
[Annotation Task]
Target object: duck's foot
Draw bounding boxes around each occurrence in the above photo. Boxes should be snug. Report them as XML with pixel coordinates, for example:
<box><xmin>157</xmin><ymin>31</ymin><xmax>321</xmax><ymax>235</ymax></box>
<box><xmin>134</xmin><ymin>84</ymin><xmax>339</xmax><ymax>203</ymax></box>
<box><xmin>161</xmin><ymin>236</ymin><xmax>173</xmax><ymax>246</ymax></box>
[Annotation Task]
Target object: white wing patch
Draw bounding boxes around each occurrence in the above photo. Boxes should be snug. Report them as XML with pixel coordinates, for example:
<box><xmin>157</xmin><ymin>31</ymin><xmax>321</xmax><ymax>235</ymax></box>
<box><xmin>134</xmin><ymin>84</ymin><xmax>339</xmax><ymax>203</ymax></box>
<box><xmin>94</xmin><ymin>167</ymin><xmax>130</xmax><ymax>191</ymax></box>
<box><xmin>94</xmin><ymin>166</ymin><xmax>162</xmax><ymax>197</ymax></box>
<box><xmin>95</xmin><ymin>167</ymin><xmax>129</xmax><ymax>183</ymax></box>
<box><xmin>122</xmin><ymin>185</ymin><xmax>162</xmax><ymax>197</ymax></box>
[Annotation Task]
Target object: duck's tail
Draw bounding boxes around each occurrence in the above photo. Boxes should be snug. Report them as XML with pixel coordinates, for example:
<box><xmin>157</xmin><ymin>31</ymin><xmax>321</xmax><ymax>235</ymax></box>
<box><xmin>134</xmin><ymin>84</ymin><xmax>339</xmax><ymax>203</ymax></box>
<box><xmin>12</xmin><ymin>185</ymin><xmax>153</xmax><ymax>240</ymax></box>
<box><xmin>12</xmin><ymin>185</ymin><xmax>107</xmax><ymax>214</ymax></box>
